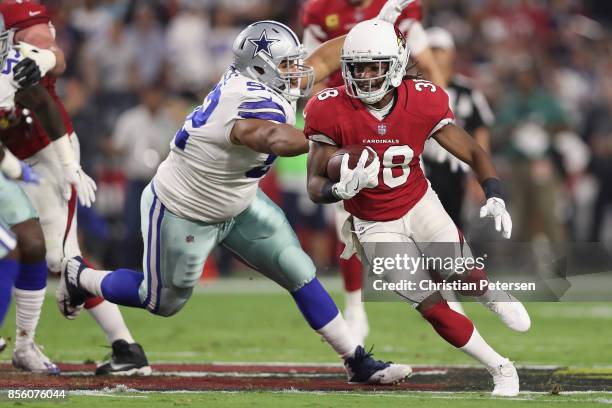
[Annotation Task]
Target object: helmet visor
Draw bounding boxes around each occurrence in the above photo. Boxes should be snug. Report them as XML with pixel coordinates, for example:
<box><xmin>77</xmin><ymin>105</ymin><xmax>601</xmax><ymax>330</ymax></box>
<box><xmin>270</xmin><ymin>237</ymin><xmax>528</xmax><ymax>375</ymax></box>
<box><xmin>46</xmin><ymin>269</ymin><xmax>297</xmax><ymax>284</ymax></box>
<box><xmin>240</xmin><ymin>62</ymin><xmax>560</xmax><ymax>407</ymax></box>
<box><xmin>341</xmin><ymin>57</ymin><xmax>392</xmax><ymax>101</ymax></box>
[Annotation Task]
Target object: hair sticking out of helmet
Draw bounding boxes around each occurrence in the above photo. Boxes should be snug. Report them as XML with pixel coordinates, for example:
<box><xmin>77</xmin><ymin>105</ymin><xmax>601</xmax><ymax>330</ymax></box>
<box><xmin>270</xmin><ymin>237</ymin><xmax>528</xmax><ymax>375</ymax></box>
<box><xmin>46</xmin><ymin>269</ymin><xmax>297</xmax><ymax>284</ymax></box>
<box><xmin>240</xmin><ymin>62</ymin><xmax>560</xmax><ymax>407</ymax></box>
<box><xmin>341</xmin><ymin>20</ymin><xmax>409</xmax><ymax>104</ymax></box>
<box><xmin>0</xmin><ymin>13</ymin><xmax>12</xmax><ymax>69</ymax></box>
<box><xmin>232</xmin><ymin>20</ymin><xmax>314</xmax><ymax>102</ymax></box>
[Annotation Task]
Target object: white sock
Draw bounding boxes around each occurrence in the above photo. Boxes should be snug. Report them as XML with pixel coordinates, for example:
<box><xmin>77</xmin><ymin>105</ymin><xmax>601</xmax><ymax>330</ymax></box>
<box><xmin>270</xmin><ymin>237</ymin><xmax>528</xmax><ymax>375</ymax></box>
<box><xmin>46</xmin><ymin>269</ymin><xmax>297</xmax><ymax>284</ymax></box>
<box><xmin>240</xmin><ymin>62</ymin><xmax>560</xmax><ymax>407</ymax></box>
<box><xmin>87</xmin><ymin>300</ymin><xmax>135</xmax><ymax>344</ymax></box>
<box><xmin>14</xmin><ymin>288</ymin><xmax>46</xmax><ymax>348</ymax></box>
<box><xmin>344</xmin><ymin>289</ymin><xmax>364</xmax><ymax>311</ymax></box>
<box><xmin>459</xmin><ymin>327</ymin><xmax>507</xmax><ymax>368</ymax></box>
<box><xmin>79</xmin><ymin>267</ymin><xmax>111</xmax><ymax>297</ymax></box>
<box><xmin>316</xmin><ymin>313</ymin><xmax>359</xmax><ymax>359</ymax></box>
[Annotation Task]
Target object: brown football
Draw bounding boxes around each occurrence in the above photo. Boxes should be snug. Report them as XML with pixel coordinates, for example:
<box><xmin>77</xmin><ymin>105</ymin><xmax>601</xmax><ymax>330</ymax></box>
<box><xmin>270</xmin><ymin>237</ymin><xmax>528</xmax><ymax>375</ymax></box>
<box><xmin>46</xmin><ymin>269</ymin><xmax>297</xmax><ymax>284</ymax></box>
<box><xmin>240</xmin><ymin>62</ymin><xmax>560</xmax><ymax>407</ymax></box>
<box><xmin>326</xmin><ymin>145</ymin><xmax>374</xmax><ymax>182</ymax></box>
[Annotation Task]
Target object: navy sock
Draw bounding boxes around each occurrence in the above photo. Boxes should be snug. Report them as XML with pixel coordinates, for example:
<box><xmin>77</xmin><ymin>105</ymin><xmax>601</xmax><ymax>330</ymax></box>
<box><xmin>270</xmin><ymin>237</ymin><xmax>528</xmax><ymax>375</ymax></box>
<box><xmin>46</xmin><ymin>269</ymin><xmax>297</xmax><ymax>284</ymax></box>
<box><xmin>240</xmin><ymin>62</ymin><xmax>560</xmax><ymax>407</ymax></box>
<box><xmin>100</xmin><ymin>269</ymin><xmax>145</xmax><ymax>308</ymax></box>
<box><xmin>0</xmin><ymin>259</ymin><xmax>19</xmax><ymax>326</ymax></box>
<box><xmin>291</xmin><ymin>278</ymin><xmax>339</xmax><ymax>330</ymax></box>
<box><xmin>14</xmin><ymin>261</ymin><xmax>48</xmax><ymax>291</ymax></box>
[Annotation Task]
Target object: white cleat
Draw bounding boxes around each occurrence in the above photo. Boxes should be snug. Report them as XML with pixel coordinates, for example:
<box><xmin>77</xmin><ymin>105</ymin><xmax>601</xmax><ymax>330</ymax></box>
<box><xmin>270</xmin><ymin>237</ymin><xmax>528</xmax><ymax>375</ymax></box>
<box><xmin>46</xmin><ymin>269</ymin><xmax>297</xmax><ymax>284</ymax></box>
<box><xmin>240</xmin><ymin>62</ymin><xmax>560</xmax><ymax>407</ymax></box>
<box><xmin>12</xmin><ymin>342</ymin><xmax>60</xmax><ymax>375</ymax></box>
<box><xmin>487</xmin><ymin>359</ymin><xmax>519</xmax><ymax>397</ymax></box>
<box><xmin>0</xmin><ymin>337</ymin><xmax>6</xmax><ymax>353</ymax></box>
<box><xmin>344</xmin><ymin>306</ymin><xmax>370</xmax><ymax>346</ymax></box>
<box><xmin>57</xmin><ymin>256</ymin><xmax>88</xmax><ymax>320</ymax></box>
<box><xmin>483</xmin><ymin>293</ymin><xmax>531</xmax><ymax>332</ymax></box>
<box><xmin>344</xmin><ymin>346</ymin><xmax>412</xmax><ymax>384</ymax></box>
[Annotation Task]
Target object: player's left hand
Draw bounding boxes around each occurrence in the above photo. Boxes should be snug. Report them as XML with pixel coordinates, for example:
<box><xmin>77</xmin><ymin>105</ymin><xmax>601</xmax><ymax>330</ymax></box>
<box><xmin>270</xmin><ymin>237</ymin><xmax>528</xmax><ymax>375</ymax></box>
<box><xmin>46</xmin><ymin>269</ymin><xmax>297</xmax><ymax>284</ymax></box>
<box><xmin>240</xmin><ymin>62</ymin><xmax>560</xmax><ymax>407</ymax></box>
<box><xmin>376</xmin><ymin>0</ymin><xmax>416</xmax><ymax>24</ymax></box>
<box><xmin>480</xmin><ymin>197</ymin><xmax>512</xmax><ymax>239</ymax></box>
<box><xmin>62</xmin><ymin>163</ymin><xmax>97</xmax><ymax>208</ymax></box>
<box><xmin>19</xmin><ymin>162</ymin><xmax>41</xmax><ymax>184</ymax></box>
<box><xmin>13</xmin><ymin>58</ymin><xmax>41</xmax><ymax>89</ymax></box>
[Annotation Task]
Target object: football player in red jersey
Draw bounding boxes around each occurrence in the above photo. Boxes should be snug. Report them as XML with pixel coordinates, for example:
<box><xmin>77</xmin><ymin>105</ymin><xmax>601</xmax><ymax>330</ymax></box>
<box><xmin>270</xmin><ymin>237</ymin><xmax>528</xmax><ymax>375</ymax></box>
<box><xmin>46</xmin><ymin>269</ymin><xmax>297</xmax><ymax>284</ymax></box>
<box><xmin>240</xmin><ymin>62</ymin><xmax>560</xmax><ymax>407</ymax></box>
<box><xmin>302</xmin><ymin>0</ymin><xmax>445</xmax><ymax>345</ymax></box>
<box><xmin>305</xmin><ymin>20</ymin><xmax>531</xmax><ymax>396</ymax></box>
<box><xmin>0</xmin><ymin>0</ymin><xmax>151</xmax><ymax>376</ymax></box>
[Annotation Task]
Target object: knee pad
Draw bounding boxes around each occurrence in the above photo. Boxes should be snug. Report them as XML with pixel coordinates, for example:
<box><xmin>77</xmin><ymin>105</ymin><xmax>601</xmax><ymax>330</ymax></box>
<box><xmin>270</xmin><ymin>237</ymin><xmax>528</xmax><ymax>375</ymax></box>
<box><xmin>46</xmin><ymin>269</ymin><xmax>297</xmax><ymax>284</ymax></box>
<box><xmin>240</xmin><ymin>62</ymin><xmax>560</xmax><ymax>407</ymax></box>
<box><xmin>148</xmin><ymin>287</ymin><xmax>192</xmax><ymax>317</ymax></box>
<box><xmin>46</xmin><ymin>248</ymin><xmax>63</xmax><ymax>275</ymax></box>
<box><xmin>277</xmin><ymin>245</ymin><xmax>316</xmax><ymax>292</ymax></box>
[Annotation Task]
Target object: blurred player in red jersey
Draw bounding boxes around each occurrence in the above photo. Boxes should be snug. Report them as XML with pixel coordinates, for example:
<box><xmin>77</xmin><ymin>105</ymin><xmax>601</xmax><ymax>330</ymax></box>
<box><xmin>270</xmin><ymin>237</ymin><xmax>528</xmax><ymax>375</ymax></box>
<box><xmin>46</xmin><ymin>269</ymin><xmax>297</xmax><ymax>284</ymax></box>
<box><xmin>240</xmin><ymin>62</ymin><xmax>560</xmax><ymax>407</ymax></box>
<box><xmin>305</xmin><ymin>20</ymin><xmax>531</xmax><ymax>396</ymax></box>
<box><xmin>301</xmin><ymin>0</ymin><xmax>444</xmax><ymax>346</ymax></box>
<box><xmin>0</xmin><ymin>0</ymin><xmax>151</xmax><ymax>376</ymax></box>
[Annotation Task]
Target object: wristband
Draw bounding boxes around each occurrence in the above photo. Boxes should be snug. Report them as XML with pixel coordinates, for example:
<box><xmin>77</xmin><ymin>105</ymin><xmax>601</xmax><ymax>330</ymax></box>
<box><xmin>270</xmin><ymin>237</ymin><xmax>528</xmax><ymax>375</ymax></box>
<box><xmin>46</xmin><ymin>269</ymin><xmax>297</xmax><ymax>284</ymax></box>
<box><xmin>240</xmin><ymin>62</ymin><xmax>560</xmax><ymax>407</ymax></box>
<box><xmin>481</xmin><ymin>178</ymin><xmax>503</xmax><ymax>199</ymax></box>
<box><xmin>321</xmin><ymin>180</ymin><xmax>341</xmax><ymax>203</ymax></box>
<box><xmin>0</xmin><ymin>148</ymin><xmax>23</xmax><ymax>179</ymax></box>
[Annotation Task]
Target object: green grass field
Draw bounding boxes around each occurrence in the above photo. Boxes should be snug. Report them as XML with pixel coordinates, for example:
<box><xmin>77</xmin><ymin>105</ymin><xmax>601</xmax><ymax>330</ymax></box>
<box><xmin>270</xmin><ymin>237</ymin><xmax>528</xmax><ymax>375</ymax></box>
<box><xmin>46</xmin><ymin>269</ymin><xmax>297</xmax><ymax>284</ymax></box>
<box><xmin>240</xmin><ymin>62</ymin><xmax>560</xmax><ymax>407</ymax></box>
<box><xmin>1</xmin><ymin>277</ymin><xmax>611</xmax><ymax>407</ymax></box>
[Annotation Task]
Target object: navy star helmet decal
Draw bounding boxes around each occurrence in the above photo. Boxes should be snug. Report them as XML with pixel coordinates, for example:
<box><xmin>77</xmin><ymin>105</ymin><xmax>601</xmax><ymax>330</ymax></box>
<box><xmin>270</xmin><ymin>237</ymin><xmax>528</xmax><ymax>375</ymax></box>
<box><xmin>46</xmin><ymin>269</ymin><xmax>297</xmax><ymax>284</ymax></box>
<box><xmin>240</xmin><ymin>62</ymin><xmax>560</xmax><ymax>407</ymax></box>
<box><xmin>248</xmin><ymin>29</ymin><xmax>280</xmax><ymax>58</ymax></box>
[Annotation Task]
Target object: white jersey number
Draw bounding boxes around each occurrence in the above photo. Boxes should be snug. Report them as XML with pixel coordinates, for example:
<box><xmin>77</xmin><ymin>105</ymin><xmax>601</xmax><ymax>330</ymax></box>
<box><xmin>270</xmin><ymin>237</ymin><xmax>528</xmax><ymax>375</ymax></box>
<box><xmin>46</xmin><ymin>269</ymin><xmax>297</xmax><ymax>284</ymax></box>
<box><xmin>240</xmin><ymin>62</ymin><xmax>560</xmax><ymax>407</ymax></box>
<box><xmin>381</xmin><ymin>145</ymin><xmax>414</xmax><ymax>188</ymax></box>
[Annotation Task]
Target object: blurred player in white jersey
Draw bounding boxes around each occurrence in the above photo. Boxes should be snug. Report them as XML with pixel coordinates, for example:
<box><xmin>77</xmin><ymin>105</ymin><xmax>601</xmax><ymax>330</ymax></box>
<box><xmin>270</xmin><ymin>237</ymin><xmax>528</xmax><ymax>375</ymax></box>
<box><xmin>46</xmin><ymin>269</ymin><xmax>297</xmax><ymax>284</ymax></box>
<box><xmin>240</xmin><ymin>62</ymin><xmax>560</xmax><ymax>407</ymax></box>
<box><xmin>62</xmin><ymin>6</ymin><xmax>419</xmax><ymax>384</ymax></box>
<box><xmin>0</xmin><ymin>0</ymin><xmax>150</xmax><ymax>376</ymax></box>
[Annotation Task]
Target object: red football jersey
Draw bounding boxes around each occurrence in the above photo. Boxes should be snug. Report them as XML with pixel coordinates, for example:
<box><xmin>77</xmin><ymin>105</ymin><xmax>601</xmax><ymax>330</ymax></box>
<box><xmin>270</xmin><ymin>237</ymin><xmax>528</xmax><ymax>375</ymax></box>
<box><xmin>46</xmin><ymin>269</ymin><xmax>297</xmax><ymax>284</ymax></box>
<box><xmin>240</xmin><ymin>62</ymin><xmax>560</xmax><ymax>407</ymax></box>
<box><xmin>304</xmin><ymin>79</ymin><xmax>455</xmax><ymax>222</ymax></box>
<box><xmin>0</xmin><ymin>0</ymin><xmax>73</xmax><ymax>160</ymax></box>
<box><xmin>302</xmin><ymin>0</ymin><xmax>422</xmax><ymax>87</ymax></box>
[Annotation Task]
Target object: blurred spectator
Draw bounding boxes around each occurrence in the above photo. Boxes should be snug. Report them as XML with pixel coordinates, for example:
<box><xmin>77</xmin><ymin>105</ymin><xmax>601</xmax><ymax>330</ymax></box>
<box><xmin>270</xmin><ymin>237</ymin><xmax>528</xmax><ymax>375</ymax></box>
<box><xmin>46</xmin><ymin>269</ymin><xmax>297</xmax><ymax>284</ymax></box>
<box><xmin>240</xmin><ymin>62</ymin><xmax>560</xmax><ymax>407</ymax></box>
<box><xmin>103</xmin><ymin>85</ymin><xmax>176</xmax><ymax>268</ymax></box>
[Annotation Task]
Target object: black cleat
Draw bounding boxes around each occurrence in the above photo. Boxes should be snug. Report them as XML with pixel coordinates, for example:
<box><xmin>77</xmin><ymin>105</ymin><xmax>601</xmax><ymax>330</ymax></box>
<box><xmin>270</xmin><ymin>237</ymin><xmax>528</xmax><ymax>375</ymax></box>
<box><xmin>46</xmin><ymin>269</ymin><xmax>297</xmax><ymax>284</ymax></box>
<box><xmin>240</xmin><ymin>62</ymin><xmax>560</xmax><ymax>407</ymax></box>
<box><xmin>344</xmin><ymin>345</ymin><xmax>412</xmax><ymax>384</ymax></box>
<box><xmin>95</xmin><ymin>340</ymin><xmax>152</xmax><ymax>376</ymax></box>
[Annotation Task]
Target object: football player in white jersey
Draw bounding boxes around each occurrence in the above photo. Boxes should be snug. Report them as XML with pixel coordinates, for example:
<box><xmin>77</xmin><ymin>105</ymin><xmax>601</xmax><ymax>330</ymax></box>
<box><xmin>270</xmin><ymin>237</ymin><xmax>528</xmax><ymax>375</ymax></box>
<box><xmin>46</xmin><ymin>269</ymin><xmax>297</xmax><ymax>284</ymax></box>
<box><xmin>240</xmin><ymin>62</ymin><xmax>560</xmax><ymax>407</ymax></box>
<box><xmin>61</xmin><ymin>8</ymin><xmax>418</xmax><ymax>384</ymax></box>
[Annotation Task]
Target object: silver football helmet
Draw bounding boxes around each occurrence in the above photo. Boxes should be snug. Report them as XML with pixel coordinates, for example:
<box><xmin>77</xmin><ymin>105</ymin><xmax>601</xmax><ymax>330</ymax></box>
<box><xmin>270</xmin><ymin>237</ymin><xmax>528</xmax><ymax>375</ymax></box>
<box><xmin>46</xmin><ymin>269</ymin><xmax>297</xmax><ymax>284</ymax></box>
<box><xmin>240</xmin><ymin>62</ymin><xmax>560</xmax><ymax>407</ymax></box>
<box><xmin>0</xmin><ymin>13</ymin><xmax>13</xmax><ymax>69</ymax></box>
<box><xmin>232</xmin><ymin>20</ymin><xmax>314</xmax><ymax>102</ymax></box>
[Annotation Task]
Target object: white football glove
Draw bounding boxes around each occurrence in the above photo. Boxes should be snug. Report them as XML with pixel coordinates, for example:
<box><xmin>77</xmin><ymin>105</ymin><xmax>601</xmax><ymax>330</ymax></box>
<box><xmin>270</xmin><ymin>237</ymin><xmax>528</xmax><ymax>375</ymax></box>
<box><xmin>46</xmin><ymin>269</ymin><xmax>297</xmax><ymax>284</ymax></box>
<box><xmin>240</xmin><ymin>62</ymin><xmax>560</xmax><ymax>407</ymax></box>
<box><xmin>333</xmin><ymin>148</ymin><xmax>380</xmax><ymax>200</ymax></box>
<box><xmin>376</xmin><ymin>0</ymin><xmax>416</xmax><ymax>24</ymax></box>
<box><xmin>480</xmin><ymin>197</ymin><xmax>512</xmax><ymax>239</ymax></box>
<box><xmin>62</xmin><ymin>162</ymin><xmax>97</xmax><ymax>208</ymax></box>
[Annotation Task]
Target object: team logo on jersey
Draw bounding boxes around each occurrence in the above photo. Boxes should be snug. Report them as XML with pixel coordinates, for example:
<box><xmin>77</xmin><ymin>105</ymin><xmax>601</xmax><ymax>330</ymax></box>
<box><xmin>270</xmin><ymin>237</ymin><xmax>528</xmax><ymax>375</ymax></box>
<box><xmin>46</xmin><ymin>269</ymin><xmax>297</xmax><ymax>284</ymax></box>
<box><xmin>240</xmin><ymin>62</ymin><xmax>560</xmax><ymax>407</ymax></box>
<box><xmin>377</xmin><ymin>124</ymin><xmax>388</xmax><ymax>135</ymax></box>
<box><xmin>186</xmin><ymin>235</ymin><xmax>195</xmax><ymax>243</ymax></box>
<box><xmin>248</xmin><ymin>30</ymin><xmax>279</xmax><ymax>58</ymax></box>
<box><xmin>325</xmin><ymin>14</ymin><xmax>339</xmax><ymax>29</ymax></box>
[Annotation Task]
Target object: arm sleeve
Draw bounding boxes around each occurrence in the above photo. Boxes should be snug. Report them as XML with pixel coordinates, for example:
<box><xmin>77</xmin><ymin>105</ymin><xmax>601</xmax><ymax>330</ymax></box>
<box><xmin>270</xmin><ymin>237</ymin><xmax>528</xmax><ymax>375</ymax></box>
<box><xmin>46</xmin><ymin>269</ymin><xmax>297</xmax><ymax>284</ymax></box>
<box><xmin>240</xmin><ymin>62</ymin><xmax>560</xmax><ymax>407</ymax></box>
<box><xmin>303</xmin><ymin>94</ymin><xmax>339</xmax><ymax>146</ymax></box>
<box><xmin>0</xmin><ymin>3</ymin><xmax>50</xmax><ymax>31</ymax></box>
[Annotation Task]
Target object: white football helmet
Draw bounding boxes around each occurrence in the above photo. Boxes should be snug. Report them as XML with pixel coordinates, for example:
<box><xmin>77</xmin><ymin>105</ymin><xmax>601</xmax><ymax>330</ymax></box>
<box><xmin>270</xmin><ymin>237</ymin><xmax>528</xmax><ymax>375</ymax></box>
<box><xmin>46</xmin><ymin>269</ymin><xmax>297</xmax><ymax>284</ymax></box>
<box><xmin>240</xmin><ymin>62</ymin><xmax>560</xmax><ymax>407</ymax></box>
<box><xmin>341</xmin><ymin>20</ymin><xmax>409</xmax><ymax>104</ymax></box>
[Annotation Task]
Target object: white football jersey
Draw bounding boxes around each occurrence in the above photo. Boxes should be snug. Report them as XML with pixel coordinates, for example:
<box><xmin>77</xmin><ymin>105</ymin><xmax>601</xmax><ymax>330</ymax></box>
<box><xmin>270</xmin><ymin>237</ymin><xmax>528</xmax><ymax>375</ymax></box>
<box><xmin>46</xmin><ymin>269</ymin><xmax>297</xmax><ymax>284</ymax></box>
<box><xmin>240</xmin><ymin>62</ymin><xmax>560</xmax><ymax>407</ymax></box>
<box><xmin>0</xmin><ymin>47</ymin><xmax>25</xmax><ymax>109</ymax></box>
<box><xmin>154</xmin><ymin>66</ymin><xmax>296</xmax><ymax>222</ymax></box>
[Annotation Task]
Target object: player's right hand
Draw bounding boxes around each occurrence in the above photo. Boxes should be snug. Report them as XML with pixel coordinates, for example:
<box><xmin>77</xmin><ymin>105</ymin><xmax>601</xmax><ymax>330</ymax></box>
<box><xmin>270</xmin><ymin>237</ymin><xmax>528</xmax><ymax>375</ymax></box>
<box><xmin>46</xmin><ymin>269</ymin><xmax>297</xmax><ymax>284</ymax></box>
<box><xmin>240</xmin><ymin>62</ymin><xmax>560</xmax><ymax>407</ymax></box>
<box><xmin>13</xmin><ymin>58</ymin><xmax>42</xmax><ymax>88</ymax></box>
<box><xmin>62</xmin><ymin>163</ymin><xmax>97</xmax><ymax>208</ymax></box>
<box><xmin>332</xmin><ymin>149</ymin><xmax>380</xmax><ymax>200</ymax></box>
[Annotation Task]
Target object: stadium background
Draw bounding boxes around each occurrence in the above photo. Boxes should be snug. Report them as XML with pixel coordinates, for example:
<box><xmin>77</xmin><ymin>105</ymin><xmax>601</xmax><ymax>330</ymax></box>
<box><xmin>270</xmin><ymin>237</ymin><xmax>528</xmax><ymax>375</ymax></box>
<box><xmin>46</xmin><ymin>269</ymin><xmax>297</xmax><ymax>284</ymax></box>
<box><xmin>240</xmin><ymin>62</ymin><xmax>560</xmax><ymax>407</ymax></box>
<box><xmin>31</xmin><ymin>0</ymin><xmax>612</xmax><ymax>274</ymax></box>
<box><xmin>2</xmin><ymin>1</ymin><xmax>612</xmax><ymax>405</ymax></box>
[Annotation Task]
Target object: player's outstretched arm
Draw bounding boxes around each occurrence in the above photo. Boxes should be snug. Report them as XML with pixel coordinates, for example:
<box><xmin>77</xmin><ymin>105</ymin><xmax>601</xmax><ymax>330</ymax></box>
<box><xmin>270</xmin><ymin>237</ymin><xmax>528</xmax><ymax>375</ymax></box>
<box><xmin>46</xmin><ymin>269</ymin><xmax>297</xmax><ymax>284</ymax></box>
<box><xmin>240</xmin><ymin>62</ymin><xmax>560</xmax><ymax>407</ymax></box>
<box><xmin>16</xmin><ymin>83</ymin><xmax>66</xmax><ymax>141</ymax></box>
<box><xmin>432</xmin><ymin>124</ymin><xmax>512</xmax><ymax>238</ymax></box>
<box><xmin>230</xmin><ymin>118</ymin><xmax>309</xmax><ymax>157</ymax></box>
<box><xmin>16</xmin><ymin>85</ymin><xmax>97</xmax><ymax>207</ymax></box>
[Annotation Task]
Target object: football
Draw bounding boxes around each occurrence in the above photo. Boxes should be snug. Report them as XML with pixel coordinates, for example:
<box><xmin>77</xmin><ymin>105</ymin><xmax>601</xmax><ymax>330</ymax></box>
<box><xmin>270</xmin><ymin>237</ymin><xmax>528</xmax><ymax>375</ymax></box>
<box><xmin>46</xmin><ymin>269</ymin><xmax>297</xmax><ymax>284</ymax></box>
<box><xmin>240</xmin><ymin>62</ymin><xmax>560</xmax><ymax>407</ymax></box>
<box><xmin>326</xmin><ymin>145</ymin><xmax>375</xmax><ymax>182</ymax></box>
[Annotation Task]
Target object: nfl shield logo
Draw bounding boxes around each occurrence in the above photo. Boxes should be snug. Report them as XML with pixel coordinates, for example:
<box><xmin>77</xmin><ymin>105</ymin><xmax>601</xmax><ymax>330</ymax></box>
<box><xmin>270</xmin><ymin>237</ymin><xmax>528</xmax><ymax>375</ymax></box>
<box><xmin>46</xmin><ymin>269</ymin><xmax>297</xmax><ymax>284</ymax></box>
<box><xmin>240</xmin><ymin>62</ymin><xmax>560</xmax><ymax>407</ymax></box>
<box><xmin>377</xmin><ymin>124</ymin><xmax>387</xmax><ymax>135</ymax></box>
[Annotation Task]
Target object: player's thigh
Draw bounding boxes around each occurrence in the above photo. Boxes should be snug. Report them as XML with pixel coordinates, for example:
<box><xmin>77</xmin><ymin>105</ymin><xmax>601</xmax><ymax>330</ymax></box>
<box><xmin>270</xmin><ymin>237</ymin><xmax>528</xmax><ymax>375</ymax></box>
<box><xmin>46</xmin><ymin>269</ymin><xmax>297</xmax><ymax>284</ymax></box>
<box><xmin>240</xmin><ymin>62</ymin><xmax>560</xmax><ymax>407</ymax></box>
<box><xmin>223</xmin><ymin>189</ymin><xmax>316</xmax><ymax>292</ymax></box>
<box><xmin>0</xmin><ymin>174</ymin><xmax>38</xmax><ymax>227</ymax></box>
<box><xmin>139</xmin><ymin>183</ymin><xmax>222</xmax><ymax>314</ymax></box>
<box><xmin>21</xmin><ymin>147</ymin><xmax>71</xmax><ymax>272</ymax></box>
<box><xmin>353</xmin><ymin>217</ymin><xmax>434</xmax><ymax>305</ymax></box>
<box><xmin>410</xmin><ymin>186</ymin><xmax>475</xmax><ymax>278</ymax></box>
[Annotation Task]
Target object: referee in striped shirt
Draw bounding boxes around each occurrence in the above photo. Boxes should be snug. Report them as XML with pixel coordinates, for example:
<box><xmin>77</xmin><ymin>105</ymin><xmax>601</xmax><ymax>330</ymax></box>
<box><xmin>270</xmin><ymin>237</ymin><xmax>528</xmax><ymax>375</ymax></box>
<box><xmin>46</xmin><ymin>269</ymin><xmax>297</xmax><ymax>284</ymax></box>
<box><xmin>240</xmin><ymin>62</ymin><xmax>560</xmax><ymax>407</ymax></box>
<box><xmin>422</xmin><ymin>27</ymin><xmax>495</xmax><ymax>228</ymax></box>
